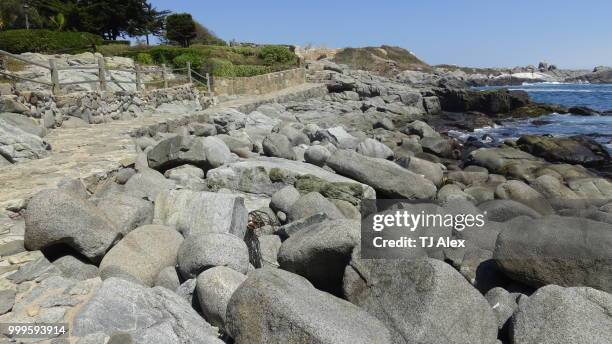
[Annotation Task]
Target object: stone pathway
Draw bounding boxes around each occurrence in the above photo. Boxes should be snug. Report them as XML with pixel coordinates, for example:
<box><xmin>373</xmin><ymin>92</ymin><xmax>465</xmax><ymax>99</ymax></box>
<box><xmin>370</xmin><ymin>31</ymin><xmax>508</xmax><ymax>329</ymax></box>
<box><xmin>0</xmin><ymin>83</ymin><xmax>326</xmax><ymax>211</ymax></box>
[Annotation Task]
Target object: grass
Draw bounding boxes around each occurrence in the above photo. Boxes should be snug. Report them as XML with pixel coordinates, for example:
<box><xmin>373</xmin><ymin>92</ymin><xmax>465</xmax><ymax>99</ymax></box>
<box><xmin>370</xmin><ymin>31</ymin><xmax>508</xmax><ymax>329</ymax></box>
<box><xmin>333</xmin><ymin>45</ymin><xmax>430</xmax><ymax>75</ymax></box>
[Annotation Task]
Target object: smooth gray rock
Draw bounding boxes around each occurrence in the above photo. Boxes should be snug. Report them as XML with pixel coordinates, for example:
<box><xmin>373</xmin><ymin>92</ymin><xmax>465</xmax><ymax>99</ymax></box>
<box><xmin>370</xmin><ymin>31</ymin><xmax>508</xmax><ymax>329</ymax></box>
<box><xmin>315</xmin><ymin>126</ymin><xmax>360</xmax><ymax>149</ymax></box>
<box><xmin>7</xmin><ymin>257</ymin><xmax>62</xmax><ymax>284</ymax></box>
<box><xmin>124</xmin><ymin>168</ymin><xmax>176</xmax><ymax>201</ymax></box>
<box><xmin>275</xmin><ymin>213</ymin><xmax>330</xmax><ymax>239</ymax></box>
<box><xmin>484</xmin><ymin>287</ymin><xmax>518</xmax><ymax>330</ymax></box>
<box><xmin>53</xmin><ymin>255</ymin><xmax>99</xmax><ymax>281</ymax></box>
<box><xmin>270</xmin><ymin>185</ymin><xmax>300</xmax><ymax>214</ymax></box>
<box><xmin>494</xmin><ymin>215</ymin><xmax>612</xmax><ymax>292</ymax></box>
<box><xmin>72</xmin><ymin>278</ymin><xmax>223</xmax><ymax>344</ymax></box>
<box><xmin>0</xmin><ymin>289</ymin><xmax>16</xmax><ymax>315</ymax></box>
<box><xmin>57</xmin><ymin>177</ymin><xmax>89</xmax><ymax>199</ymax></box>
<box><xmin>100</xmin><ymin>225</ymin><xmax>184</xmax><ymax>286</ymax></box>
<box><xmin>479</xmin><ymin>199</ymin><xmax>542</xmax><ymax>222</ymax></box>
<box><xmin>115</xmin><ymin>168</ymin><xmax>136</xmax><ymax>185</ymax></box>
<box><xmin>420</xmin><ymin>136</ymin><xmax>453</xmax><ymax>158</ymax></box>
<box><xmin>201</xmin><ymin>136</ymin><xmax>232</xmax><ymax>168</ymax></box>
<box><xmin>195</xmin><ymin>266</ymin><xmax>247</xmax><ymax>330</ymax></box>
<box><xmin>304</xmin><ymin>145</ymin><xmax>331</xmax><ymax>166</ymax></box>
<box><xmin>96</xmin><ymin>193</ymin><xmax>153</xmax><ymax>236</ymax></box>
<box><xmin>154</xmin><ymin>189</ymin><xmax>247</xmax><ymax>238</ymax></box>
<box><xmin>0</xmin><ymin>118</ymin><xmax>49</xmax><ymax>162</ymax></box>
<box><xmin>191</xmin><ymin>123</ymin><xmax>216</xmax><ymax>137</ymax></box>
<box><xmin>258</xmin><ymin>234</ymin><xmax>282</xmax><ymax>268</ymax></box>
<box><xmin>495</xmin><ymin>180</ymin><xmax>554</xmax><ymax>215</ymax></box>
<box><xmin>278</xmin><ymin>219</ymin><xmax>359</xmax><ymax>294</ymax></box>
<box><xmin>402</xmin><ymin>120</ymin><xmax>440</xmax><ymax>138</ymax></box>
<box><xmin>164</xmin><ymin>164</ymin><xmax>206</xmax><ymax>190</ymax></box>
<box><xmin>343</xmin><ymin>255</ymin><xmax>498</xmax><ymax>344</ymax></box>
<box><xmin>511</xmin><ymin>285</ymin><xmax>612</xmax><ymax>344</ymax></box>
<box><xmin>24</xmin><ymin>189</ymin><xmax>120</xmax><ymax>263</ymax></box>
<box><xmin>226</xmin><ymin>268</ymin><xmax>392</xmax><ymax>344</ymax></box>
<box><xmin>154</xmin><ymin>266</ymin><xmax>181</xmax><ymax>291</ymax></box>
<box><xmin>262</xmin><ymin>133</ymin><xmax>296</xmax><ymax>160</ymax></box>
<box><xmin>0</xmin><ymin>240</ymin><xmax>25</xmax><ymax>256</ymax></box>
<box><xmin>326</xmin><ymin>149</ymin><xmax>437</xmax><ymax>199</ymax></box>
<box><xmin>356</xmin><ymin>138</ymin><xmax>394</xmax><ymax>159</ymax></box>
<box><xmin>398</xmin><ymin>156</ymin><xmax>444</xmax><ymax>187</ymax></box>
<box><xmin>287</xmin><ymin>192</ymin><xmax>344</xmax><ymax>222</ymax></box>
<box><xmin>177</xmin><ymin>232</ymin><xmax>249</xmax><ymax>279</ymax></box>
<box><xmin>0</xmin><ymin>112</ymin><xmax>45</xmax><ymax>137</ymax></box>
<box><xmin>146</xmin><ymin>135</ymin><xmax>206</xmax><ymax>171</ymax></box>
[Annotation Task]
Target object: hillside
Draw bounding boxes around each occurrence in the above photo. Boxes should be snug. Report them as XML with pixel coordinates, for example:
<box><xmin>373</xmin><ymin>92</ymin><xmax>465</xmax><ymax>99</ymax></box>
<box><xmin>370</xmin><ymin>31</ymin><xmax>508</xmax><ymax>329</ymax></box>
<box><xmin>332</xmin><ymin>45</ymin><xmax>430</xmax><ymax>76</ymax></box>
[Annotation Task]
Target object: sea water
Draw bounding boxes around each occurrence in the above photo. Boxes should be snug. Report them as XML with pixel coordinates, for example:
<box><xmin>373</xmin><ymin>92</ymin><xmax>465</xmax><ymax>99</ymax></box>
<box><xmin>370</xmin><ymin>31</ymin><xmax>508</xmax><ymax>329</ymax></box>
<box><xmin>469</xmin><ymin>83</ymin><xmax>612</xmax><ymax>152</ymax></box>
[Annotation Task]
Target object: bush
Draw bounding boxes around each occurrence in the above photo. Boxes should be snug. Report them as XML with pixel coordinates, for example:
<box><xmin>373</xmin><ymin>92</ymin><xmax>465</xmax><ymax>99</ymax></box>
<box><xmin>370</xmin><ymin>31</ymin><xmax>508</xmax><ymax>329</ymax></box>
<box><xmin>136</xmin><ymin>53</ymin><xmax>154</xmax><ymax>65</ymax></box>
<box><xmin>0</xmin><ymin>29</ymin><xmax>102</xmax><ymax>54</ymax></box>
<box><xmin>173</xmin><ymin>53</ymin><xmax>203</xmax><ymax>70</ymax></box>
<box><xmin>97</xmin><ymin>44</ymin><xmax>131</xmax><ymax>56</ymax></box>
<box><xmin>258</xmin><ymin>45</ymin><xmax>296</xmax><ymax>65</ymax></box>
<box><xmin>206</xmin><ymin>58</ymin><xmax>235</xmax><ymax>76</ymax></box>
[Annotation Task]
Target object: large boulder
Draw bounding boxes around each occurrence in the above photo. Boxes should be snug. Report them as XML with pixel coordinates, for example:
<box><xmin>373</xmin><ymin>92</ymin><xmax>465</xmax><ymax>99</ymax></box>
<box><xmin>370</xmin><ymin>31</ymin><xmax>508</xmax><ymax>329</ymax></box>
<box><xmin>286</xmin><ymin>192</ymin><xmax>344</xmax><ymax>222</ymax></box>
<box><xmin>326</xmin><ymin>149</ymin><xmax>437</xmax><ymax>199</ymax></box>
<box><xmin>511</xmin><ymin>285</ymin><xmax>612</xmax><ymax>344</ymax></box>
<box><xmin>397</xmin><ymin>156</ymin><xmax>445</xmax><ymax>187</ymax></box>
<box><xmin>0</xmin><ymin>118</ymin><xmax>49</xmax><ymax>162</ymax></box>
<box><xmin>147</xmin><ymin>135</ymin><xmax>206</xmax><ymax>171</ymax></box>
<box><xmin>72</xmin><ymin>278</ymin><xmax>223</xmax><ymax>344</ymax></box>
<box><xmin>262</xmin><ymin>133</ymin><xmax>296</xmax><ymax>160</ymax></box>
<box><xmin>154</xmin><ymin>189</ymin><xmax>248</xmax><ymax>238</ymax></box>
<box><xmin>468</xmin><ymin>147</ymin><xmax>543</xmax><ymax>180</ymax></box>
<box><xmin>95</xmin><ymin>193</ymin><xmax>153</xmax><ymax>235</ymax></box>
<box><xmin>356</xmin><ymin>138</ymin><xmax>394</xmax><ymax>159</ymax></box>
<box><xmin>518</xmin><ymin>135</ymin><xmax>611</xmax><ymax>166</ymax></box>
<box><xmin>177</xmin><ymin>232</ymin><xmax>249</xmax><ymax>279</ymax></box>
<box><xmin>0</xmin><ymin>112</ymin><xmax>45</xmax><ymax>137</ymax></box>
<box><xmin>195</xmin><ymin>266</ymin><xmax>247</xmax><ymax>331</ymax></box>
<box><xmin>495</xmin><ymin>180</ymin><xmax>555</xmax><ymax>215</ymax></box>
<box><xmin>99</xmin><ymin>225</ymin><xmax>184</xmax><ymax>286</ymax></box>
<box><xmin>437</xmin><ymin>88</ymin><xmax>529</xmax><ymax>114</ymax></box>
<box><xmin>343</xmin><ymin>254</ymin><xmax>498</xmax><ymax>344</ymax></box>
<box><xmin>124</xmin><ymin>168</ymin><xmax>176</xmax><ymax>201</ymax></box>
<box><xmin>278</xmin><ymin>219</ymin><xmax>360</xmax><ymax>294</ymax></box>
<box><xmin>226</xmin><ymin>268</ymin><xmax>392</xmax><ymax>344</ymax></box>
<box><xmin>270</xmin><ymin>186</ymin><xmax>300</xmax><ymax>214</ymax></box>
<box><xmin>494</xmin><ymin>215</ymin><xmax>612</xmax><ymax>292</ymax></box>
<box><xmin>206</xmin><ymin>157</ymin><xmax>375</xmax><ymax>199</ymax></box>
<box><xmin>24</xmin><ymin>189</ymin><xmax>120</xmax><ymax>263</ymax></box>
<box><xmin>0</xmin><ymin>98</ymin><xmax>29</xmax><ymax>113</ymax></box>
<box><xmin>479</xmin><ymin>199</ymin><xmax>542</xmax><ymax>222</ymax></box>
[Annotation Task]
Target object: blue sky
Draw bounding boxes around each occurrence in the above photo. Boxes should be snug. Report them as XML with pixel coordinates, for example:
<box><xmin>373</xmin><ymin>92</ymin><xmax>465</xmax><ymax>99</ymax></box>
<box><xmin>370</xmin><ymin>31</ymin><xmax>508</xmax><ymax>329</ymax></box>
<box><xmin>149</xmin><ymin>0</ymin><xmax>612</xmax><ymax>69</ymax></box>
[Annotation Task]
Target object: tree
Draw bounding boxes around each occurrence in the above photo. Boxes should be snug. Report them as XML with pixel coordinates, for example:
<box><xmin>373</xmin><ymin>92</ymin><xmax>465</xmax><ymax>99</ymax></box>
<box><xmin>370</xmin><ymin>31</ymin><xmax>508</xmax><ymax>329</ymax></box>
<box><xmin>193</xmin><ymin>20</ymin><xmax>225</xmax><ymax>46</ymax></box>
<box><xmin>126</xmin><ymin>2</ymin><xmax>168</xmax><ymax>45</ymax></box>
<box><xmin>49</xmin><ymin>12</ymin><xmax>65</xmax><ymax>31</ymax></box>
<box><xmin>165</xmin><ymin>13</ymin><xmax>196</xmax><ymax>47</ymax></box>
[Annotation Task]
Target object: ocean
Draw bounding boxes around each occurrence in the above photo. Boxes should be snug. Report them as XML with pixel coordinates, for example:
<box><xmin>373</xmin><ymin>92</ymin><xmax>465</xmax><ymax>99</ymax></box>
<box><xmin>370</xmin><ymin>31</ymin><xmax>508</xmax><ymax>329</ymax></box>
<box><xmin>468</xmin><ymin>83</ymin><xmax>612</xmax><ymax>152</ymax></box>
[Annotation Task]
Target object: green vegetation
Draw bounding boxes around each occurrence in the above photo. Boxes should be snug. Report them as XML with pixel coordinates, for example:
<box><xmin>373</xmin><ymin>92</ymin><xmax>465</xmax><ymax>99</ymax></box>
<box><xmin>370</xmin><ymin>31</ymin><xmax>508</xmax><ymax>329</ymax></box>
<box><xmin>165</xmin><ymin>13</ymin><xmax>197</xmax><ymax>47</ymax></box>
<box><xmin>0</xmin><ymin>29</ymin><xmax>102</xmax><ymax>54</ymax></box>
<box><xmin>333</xmin><ymin>45</ymin><xmax>430</xmax><ymax>76</ymax></box>
<box><xmin>121</xmin><ymin>44</ymin><xmax>298</xmax><ymax>77</ymax></box>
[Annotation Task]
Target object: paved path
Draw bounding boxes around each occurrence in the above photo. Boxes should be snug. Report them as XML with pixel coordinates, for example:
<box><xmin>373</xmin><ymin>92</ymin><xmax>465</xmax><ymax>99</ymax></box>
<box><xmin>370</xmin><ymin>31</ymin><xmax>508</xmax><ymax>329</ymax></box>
<box><xmin>0</xmin><ymin>83</ymin><xmax>325</xmax><ymax>210</ymax></box>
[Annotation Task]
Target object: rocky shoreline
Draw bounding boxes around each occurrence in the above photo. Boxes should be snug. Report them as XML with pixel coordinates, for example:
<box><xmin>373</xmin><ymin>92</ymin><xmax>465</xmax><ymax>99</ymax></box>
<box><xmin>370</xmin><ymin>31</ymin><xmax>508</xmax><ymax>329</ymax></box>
<box><xmin>0</xmin><ymin>57</ymin><xmax>611</xmax><ymax>343</ymax></box>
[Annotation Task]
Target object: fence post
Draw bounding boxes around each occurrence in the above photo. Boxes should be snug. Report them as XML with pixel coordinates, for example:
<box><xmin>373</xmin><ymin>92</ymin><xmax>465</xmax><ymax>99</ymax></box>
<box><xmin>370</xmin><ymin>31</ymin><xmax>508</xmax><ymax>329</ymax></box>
<box><xmin>206</xmin><ymin>73</ymin><xmax>211</xmax><ymax>94</ymax></box>
<box><xmin>186</xmin><ymin>61</ymin><xmax>192</xmax><ymax>84</ymax></box>
<box><xmin>97</xmin><ymin>56</ymin><xmax>107</xmax><ymax>92</ymax></box>
<box><xmin>49</xmin><ymin>59</ymin><xmax>60</xmax><ymax>95</ymax></box>
<box><xmin>135</xmin><ymin>64</ymin><xmax>142</xmax><ymax>92</ymax></box>
<box><xmin>161</xmin><ymin>63</ymin><xmax>168</xmax><ymax>88</ymax></box>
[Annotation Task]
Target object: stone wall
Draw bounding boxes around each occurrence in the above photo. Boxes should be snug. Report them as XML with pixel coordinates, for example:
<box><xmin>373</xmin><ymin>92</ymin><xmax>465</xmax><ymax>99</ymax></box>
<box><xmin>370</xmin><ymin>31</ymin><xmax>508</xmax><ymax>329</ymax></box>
<box><xmin>212</xmin><ymin>68</ymin><xmax>306</xmax><ymax>96</ymax></box>
<box><xmin>0</xmin><ymin>85</ymin><xmax>212</xmax><ymax>127</ymax></box>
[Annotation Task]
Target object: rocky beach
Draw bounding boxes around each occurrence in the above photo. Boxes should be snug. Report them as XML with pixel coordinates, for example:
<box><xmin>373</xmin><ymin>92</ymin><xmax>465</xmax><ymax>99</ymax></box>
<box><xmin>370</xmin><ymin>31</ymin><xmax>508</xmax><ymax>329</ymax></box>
<box><xmin>0</xmin><ymin>48</ymin><xmax>611</xmax><ymax>344</ymax></box>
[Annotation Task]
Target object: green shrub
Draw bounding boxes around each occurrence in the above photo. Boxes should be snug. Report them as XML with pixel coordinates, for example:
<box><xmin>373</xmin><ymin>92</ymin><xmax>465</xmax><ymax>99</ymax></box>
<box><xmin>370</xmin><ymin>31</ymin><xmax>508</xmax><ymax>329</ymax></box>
<box><xmin>173</xmin><ymin>53</ymin><xmax>203</xmax><ymax>70</ymax></box>
<box><xmin>0</xmin><ymin>29</ymin><xmax>102</xmax><ymax>54</ymax></box>
<box><xmin>97</xmin><ymin>44</ymin><xmax>131</xmax><ymax>56</ymax></box>
<box><xmin>136</xmin><ymin>53</ymin><xmax>154</xmax><ymax>65</ymax></box>
<box><xmin>206</xmin><ymin>58</ymin><xmax>235</xmax><ymax>76</ymax></box>
<box><xmin>258</xmin><ymin>45</ymin><xmax>296</xmax><ymax>65</ymax></box>
<box><xmin>233</xmin><ymin>65</ymin><xmax>271</xmax><ymax>77</ymax></box>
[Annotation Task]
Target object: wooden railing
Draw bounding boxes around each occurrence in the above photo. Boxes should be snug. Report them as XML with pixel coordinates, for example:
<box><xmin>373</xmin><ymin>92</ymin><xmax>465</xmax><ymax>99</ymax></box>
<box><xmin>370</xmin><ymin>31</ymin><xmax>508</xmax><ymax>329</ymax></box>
<box><xmin>0</xmin><ymin>49</ymin><xmax>211</xmax><ymax>95</ymax></box>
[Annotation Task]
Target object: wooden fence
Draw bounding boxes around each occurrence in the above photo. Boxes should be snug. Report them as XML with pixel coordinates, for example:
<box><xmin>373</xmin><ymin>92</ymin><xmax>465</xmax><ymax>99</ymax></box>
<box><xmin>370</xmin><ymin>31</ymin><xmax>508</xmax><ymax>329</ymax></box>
<box><xmin>0</xmin><ymin>49</ymin><xmax>211</xmax><ymax>95</ymax></box>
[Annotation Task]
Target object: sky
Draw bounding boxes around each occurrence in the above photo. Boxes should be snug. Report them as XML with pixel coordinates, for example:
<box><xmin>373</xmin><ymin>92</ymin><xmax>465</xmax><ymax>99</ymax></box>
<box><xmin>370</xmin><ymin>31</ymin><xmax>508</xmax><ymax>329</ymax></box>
<box><xmin>149</xmin><ymin>0</ymin><xmax>612</xmax><ymax>69</ymax></box>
